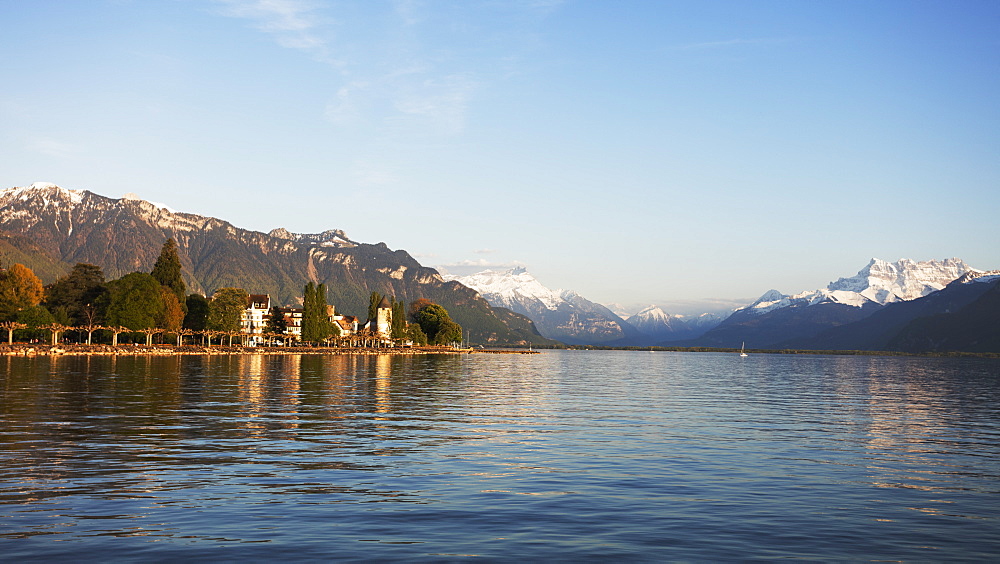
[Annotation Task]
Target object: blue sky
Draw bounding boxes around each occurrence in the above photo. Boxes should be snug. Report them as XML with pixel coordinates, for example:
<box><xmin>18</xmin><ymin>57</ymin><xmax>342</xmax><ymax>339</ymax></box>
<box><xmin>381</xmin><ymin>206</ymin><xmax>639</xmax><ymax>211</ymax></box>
<box><xmin>2</xmin><ymin>0</ymin><xmax>998</xmax><ymax>314</ymax></box>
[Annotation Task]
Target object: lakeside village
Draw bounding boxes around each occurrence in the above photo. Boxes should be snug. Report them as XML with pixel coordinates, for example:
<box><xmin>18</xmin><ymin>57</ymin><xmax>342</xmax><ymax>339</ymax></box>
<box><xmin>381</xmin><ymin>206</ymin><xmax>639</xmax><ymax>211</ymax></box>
<box><xmin>0</xmin><ymin>239</ymin><xmax>524</xmax><ymax>356</ymax></box>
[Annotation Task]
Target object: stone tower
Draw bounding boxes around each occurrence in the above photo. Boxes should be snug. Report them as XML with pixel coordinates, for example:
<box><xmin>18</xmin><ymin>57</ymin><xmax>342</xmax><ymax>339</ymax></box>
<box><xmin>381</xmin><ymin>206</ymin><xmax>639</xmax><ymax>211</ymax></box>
<box><xmin>375</xmin><ymin>296</ymin><xmax>392</xmax><ymax>335</ymax></box>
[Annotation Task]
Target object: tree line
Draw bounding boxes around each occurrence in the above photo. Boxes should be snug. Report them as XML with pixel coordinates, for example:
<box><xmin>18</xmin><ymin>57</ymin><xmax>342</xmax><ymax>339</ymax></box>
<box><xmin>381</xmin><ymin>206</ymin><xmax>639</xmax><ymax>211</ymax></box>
<box><xmin>0</xmin><ymin>238</ymin><xmax>463</xmax><ymax>347</ymax></box>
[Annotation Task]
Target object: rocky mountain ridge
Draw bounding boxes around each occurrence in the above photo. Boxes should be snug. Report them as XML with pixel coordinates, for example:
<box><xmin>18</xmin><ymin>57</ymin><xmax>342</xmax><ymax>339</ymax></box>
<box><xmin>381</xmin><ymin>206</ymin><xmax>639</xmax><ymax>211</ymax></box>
<box><xmin>445</xmin><ymin>267</ymin><xmax>645</xmax><ymax>345</ymax></box>
<box><xmin>624</xmin><ymin>305</ymin><xmax>722</xmax><ymax>342</ymax></box>
<box><xmin>688</xmin><ymin>258</ymin><xmax>983</xmax><ymax>349</ymax></box>
<box><xmin>0</xmin><ymin>182</ymin><xmax>555</xmax><ymax>346</ymax></box>
<box><xmin>745</xmin><ymin>258</ymin><xmax>978</xmax><ymax>316</ymax></box>
<box><xmin>782</xmin><ymin>271</ymin><xmax>1000</xmax><ymax>351</ymax></box>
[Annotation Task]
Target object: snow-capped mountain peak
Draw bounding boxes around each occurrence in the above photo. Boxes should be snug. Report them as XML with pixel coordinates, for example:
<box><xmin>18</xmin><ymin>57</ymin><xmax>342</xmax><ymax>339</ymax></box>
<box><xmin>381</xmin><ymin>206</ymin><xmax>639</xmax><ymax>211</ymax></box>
<box><xmin>268</xmin><ymin>228</ymin><xmax>358</xmax><ymax>248</ymax></box>
<box><xmin>626</xmin><ymin>305</ymin><xmax>676</xmax><ymax>329</ymax></box>
<box><xmin>447</xmin><ymin>267</ymin><xmax>566</xmax><ymax>310</ymax></box>
<box><xmin>622</xmin><ymin>304</ymin><xmax>723</xmax><ymax>342</ymax></box>
<box><xmin>743</xmin><ymin>258</ymin><xmax>979</xmax><ymax>316</ymax></box>
<box><xmin>446</xmin><ymin>267</ymin><xmax>641</xmax><ymax>344</ymax></box>
<box><xmin>828</xmin><ymin>257</ymin><xmax>974</xmax><ymax>303</ymax></box>
<box><xmin>2</xmin><ymin>182</ymin><xmax>85</xmax><ymax>206</ymax></box>
<box><xmin>630</xmin><ymin>305</ymin><xmax>671</xmax><ymax>322</ymax></box>
<box><xmin>954</xmin><ymin>269</ymin><xmax>1000</xmax><ymax>285</ymax></box>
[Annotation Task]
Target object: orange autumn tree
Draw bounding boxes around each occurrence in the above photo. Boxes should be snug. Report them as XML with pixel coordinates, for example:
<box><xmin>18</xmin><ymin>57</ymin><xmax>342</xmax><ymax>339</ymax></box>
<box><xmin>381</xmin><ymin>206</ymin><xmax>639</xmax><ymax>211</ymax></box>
<box><xmin>0</xmin><ymin>263</ymin><xmax>44</xmax><ymax>320</ymax></box>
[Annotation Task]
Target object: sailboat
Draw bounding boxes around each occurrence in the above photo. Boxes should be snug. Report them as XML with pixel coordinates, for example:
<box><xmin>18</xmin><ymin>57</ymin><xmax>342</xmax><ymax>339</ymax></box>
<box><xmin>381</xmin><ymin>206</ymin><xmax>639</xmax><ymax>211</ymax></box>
<box><xmin>740</xmin><ymin>342</ymin><xmax>748</xmax><ymax>357</ymax></box>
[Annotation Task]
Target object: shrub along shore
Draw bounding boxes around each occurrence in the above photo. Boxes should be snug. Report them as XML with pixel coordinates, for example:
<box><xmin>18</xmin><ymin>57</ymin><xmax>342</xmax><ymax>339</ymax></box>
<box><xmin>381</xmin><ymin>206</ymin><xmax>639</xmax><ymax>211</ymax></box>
<box><xmin>0</xmin><ymin>343</ymin><xmax>463</xmax><ymax>356</ymax></box>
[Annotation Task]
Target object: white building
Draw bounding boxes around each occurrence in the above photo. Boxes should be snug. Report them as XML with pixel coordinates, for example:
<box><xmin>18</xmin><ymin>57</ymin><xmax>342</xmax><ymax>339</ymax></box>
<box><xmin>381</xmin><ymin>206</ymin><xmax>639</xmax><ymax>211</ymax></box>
<box><xmin>238</xmin><ymin>292</ymin><xmax>364</xmax><ymax>345</ymax></box>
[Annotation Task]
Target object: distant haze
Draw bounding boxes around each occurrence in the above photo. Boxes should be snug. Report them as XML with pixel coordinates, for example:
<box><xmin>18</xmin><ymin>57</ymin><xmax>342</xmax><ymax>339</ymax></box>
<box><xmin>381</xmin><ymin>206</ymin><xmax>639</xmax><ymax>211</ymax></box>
<box><xmin>611</xmin><ymin>298</ymin><xmax>755</xmax><ymax>319</ymax></box>
<box><xmin>2</xmin><ymin>1</ymin><xmax>998</xmax><ymax>305</ymax></box>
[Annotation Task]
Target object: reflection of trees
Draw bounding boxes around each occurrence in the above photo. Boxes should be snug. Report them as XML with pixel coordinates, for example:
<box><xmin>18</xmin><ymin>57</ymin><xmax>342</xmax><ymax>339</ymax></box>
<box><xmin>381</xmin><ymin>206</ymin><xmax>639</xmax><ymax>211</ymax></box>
<box><xmin>0</xmin><ymin>355</ymin><xmax>186</xmax><ymax>498</ymax></box>
<box><xmin>0</xmin><ymin>353</ymin><xmax>485</xmax><ymax>509</ymax></box>
<box><xmin>0</xmin><ymin>350</ymin><xmax>574</xmax><ymax>530</ymax></box>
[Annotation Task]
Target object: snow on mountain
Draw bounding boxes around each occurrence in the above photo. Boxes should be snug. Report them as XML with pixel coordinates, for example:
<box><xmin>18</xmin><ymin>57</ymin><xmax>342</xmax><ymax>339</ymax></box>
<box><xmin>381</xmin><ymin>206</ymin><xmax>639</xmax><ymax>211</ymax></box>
<box><xmin>447</xmin><ymin>267</ymin><xmax>565</xmax><ymax>310</ymax></box>
<box><xmin>679</xmin><ymin>311</ymin><xmax>728</xmax><ymax>330</ymax></box>
<box><xmin>1</xmin><ymin>182</ymin><xmax>551</xmax><ymax>344</ymax></box>
<box><xmin>622</xmin><ymin>305</ymin><xmax>725</xmax><ymax>342</ymax></box>
<box><xmin>743</xmin><ymin>258</ymin><xmax>979</xmax><ymax>316</ymax></box>
<box><xmin>605</xmin><ymin>303</ymin><xmax>636</xmax><ymax>319</ymax></box>
<box><xmin>626</xmin><ymin>305</ymin><xmax>679</xmax><ymax>331</ymax></box>
<box><xmin>268</xmin><ymin>228</ymin><xmax>358</xmax><ymax>248</ymax></box>
<box><xmin>123</xmin><ymin>192</ymin><xmax>175</xmax><ymax>212</ymax></box>
<box><xmin>2</xmin><ymin>182</ymin><xmax>85</xmax><ymax>206</ymax></box>
<box><xmin>630</xmin><ymin>304</ymin><xmax>672</xmax><ymax>323</ymax></box>
<box><xmin>625</xmin><ymin>305</ymin><xmax>688</xmax><ymax>338</ymax></box>
<box><xmin>828</xmin><ymin>258</ymin><xmax>973</xmax><ymax>302</ymax></box>
<box><xmin>446</xmin><ymin>267</ymin><xmax>641</xmax><ymax>345</ymax></box>
<box><xmin>950</xmin><ymin>269</ymin><xmax>1000</xmax><ymax>285</ymax></box>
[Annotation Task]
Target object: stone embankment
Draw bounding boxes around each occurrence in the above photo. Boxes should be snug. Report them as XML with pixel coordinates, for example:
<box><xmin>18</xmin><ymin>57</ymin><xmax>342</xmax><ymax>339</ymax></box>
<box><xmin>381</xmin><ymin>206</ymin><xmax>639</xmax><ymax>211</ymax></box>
<box><xmin>0</xmin><ymin>343</ymin><xmax>464</xmax><ymax>356</ymax></box>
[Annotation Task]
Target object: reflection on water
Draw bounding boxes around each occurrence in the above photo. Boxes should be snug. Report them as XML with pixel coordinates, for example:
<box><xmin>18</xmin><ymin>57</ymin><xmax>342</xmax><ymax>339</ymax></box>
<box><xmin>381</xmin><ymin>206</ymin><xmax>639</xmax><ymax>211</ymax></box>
<box><xmin>375</xmin><ymin>354</ymin><xmax>391</xmax><ymax>415</ymax></box>
<box><xmin>1</xmin><ymin>352</ymin><xmax>999</xmax><ymax>560</ymax></box>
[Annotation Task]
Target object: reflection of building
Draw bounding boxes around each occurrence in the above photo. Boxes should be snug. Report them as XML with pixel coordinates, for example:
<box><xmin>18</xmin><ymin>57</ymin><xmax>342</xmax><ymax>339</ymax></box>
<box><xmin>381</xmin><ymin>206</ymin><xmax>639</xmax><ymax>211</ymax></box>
<box><xmin>374</xmin><ymin>354</ymin><xmax>391</xmax><ymax>414</ymax></box>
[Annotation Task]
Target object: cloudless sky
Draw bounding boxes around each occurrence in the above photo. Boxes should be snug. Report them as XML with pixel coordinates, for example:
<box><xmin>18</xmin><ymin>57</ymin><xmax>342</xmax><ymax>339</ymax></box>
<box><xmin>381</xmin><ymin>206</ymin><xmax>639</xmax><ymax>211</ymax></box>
<box><xmin>2</xmin><ymin>0</ymin><xmax>998</xmax><ymax>314</ymax></box>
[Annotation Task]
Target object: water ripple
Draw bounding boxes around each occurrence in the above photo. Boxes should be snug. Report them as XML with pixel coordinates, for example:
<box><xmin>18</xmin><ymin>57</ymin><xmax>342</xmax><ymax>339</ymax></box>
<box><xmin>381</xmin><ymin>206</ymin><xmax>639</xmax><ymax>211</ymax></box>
<box><xmin>1</xmin><ymin>352</ymin><xmax>999</xmax><ymax>560</ymax></box>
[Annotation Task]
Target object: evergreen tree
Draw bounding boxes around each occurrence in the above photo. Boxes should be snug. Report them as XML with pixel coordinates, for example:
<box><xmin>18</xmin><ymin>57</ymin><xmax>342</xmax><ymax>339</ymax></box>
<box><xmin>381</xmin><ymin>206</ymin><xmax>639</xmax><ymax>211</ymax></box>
<box><xmin>316</xmin><ymin>283</ymin><xmax>332</xmax><ymax>341</ymax></box>
<box><xmin>0</xmin><ymin>263</ymin><xmax>45</xmax><ymax>321</ymax></box>
<box><xmin>265</xmin><ymin>305</ymin><xmax>288</xmax><ymax>335</ymax></box>
<box><xmin>43</xmin><ymin>263</ymin><xmax>107</xmax><ymax>325</ymax></box>
<box><xmin>391</xmin><ymin>298</ymin><xmax>406</xmax><ymax>339</ymax></box>
<box><xmin>49</xmin><ymin>304</ymin><xmax>72</xmax><ymax>326</ymax></box>
<box><xmin>105</xmin><ymin>272</ymin><xmax>166</xmax><ymax>330</ymax></box>
<box><xmin>184</xmin><ymin>294</ymin><xmax>210</xmax><ymax>330</ymax></box>
<box><xmin>368</xmin><ymin>291</ymin><xmax>383</xmax><ymax>323</ymax></box>
<box><xmin>207</xmin><ymin>288</ymin><xmax>248</xmax><ymax>332</ymax></box>
<box><xmin>302</xmin><ymin>281</ymin><xmax>316</xmax><ymax>342</ymax></box>
<box><xmin>150</xmin><ymin>238</ymin><xmax>186</xmax><ymax>308</ymax></box>
<box><xmin>302</xmin><ymin>282</ymin><xmax>332</xmax><ymax>343</ymax></box>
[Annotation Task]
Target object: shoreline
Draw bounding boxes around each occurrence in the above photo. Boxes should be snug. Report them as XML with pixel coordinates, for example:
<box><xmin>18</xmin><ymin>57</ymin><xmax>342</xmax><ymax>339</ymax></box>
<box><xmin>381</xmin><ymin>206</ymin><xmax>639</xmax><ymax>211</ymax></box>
<box><xmin>7</xmin><ymin>342</ymin><xmax>984</xmax><ymax>358</ymax></box>
<box><xmin>7</xmin><ymin>343</ymin><xmax>984</xmax><ymax>359</ymax></box>
<box><xmin>0</xmin><ymin>343</ymin><xmax>469</xmax><ymax>356</ymax></box>
<box><xmin>558</xmin><ymin>345</ymin><xmax>1000</xmax><ymax>359</ymax></box>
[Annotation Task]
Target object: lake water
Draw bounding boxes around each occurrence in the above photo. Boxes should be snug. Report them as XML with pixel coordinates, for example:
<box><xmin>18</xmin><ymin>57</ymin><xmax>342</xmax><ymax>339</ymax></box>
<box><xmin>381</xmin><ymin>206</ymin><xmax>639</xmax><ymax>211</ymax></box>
<box><xmin>1</xmin><ymin>351</ymin><xmax>999</xmax><ymax>561</ymax></box>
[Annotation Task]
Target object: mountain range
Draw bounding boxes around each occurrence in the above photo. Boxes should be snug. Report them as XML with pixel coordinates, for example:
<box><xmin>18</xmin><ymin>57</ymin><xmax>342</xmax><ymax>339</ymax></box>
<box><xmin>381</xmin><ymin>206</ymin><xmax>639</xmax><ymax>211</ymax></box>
<box><xmin>886</xmin><ymin>274</ymin><xmax>1000</xmax><ymax>353</ymax></box>
<box><xmin>625</xmin><ymin>306</ymin><xmax>726</xmax><ymax>343</ymax></box>
<box><xmin>445</xmin><ymin>267</ymin><xmax>645</xmax><ymax>345</ymax></box>
<box><xmin>685</xmin><ymin>258</ymin><xmax>988</xmax><ymax>349</ymax></box>
<box><xmin>446</xmin><ymin>268</ymin><xmax>725</xmax><ymax>345</ymax></box>
<box><xmin>3</xmin><ymin>182</ymin><xmax>995</xmax><ymax>353</ymax></box>
<box><xmin>0</xmin><ymin>182</ymin><xmax>557</xmax><ymax>346</ymax></box>
<box><xmin>785</xmin><ymin>270</ymin><xmax>1000</xmax><ymax>352</ymax></box>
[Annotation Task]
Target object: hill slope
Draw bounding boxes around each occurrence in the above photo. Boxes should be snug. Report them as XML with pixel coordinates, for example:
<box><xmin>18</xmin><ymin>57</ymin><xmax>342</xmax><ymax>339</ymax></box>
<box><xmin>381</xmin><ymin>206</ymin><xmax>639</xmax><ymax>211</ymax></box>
<box><xmin>446</xmin><ymin>267</ymin><xmax>643</xmax><ymax>345</ymax></box>
<box><xmin>0</xmin><ymin>229</ymin><xmax>72</xmax><ymax>283</ymax></box>
<box><xmin>624</xmin><ymin>306</ymin><xmax>722</xmax><ymax>343</ymax></box>
<box><xmin>0</xmin><ymin>182</ymin><xmax>556</xmax><ymax>345</ymax></box>
<box><xmin>687</xmin><ymin>258</ymin><xmax>979</xmax><ymax>349</ymax></box>
<box><xmin>782</xmin><ymin>272</ymin><xmax>1000</xmax><ymax>351</ymax></box>
<box><xmin>886</xmin><ymin>277</ymin><xmax>1000</xmax><ymax>353</ymax></box>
